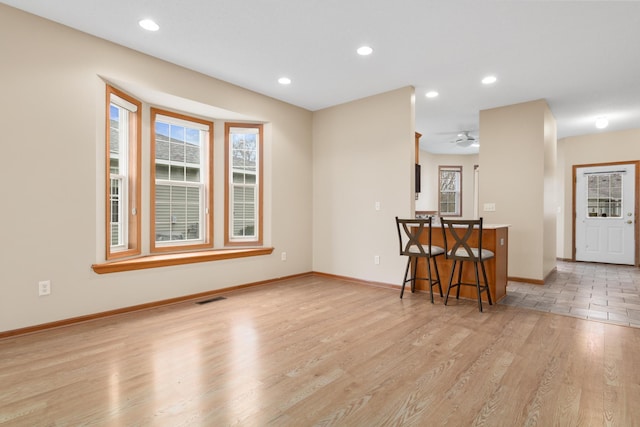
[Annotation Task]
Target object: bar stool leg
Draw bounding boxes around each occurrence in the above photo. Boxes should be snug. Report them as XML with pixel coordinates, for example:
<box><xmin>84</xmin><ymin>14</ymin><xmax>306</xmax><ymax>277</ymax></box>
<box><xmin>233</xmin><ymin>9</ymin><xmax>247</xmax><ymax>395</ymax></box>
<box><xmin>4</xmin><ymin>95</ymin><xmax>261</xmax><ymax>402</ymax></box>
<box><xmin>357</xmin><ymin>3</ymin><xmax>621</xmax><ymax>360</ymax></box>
<box><xmin>444</xmin><ymin>260</ymin><xmax>457</xmax><ymax>306</ymax></box>
<box><xmin>481</xmin><ymin>261</ymin><xmax>493</xmax><ymax>305</ymax></box>
<box><xmin>426</xmin><ymin>257</ymin><xmax>434</xmax><ymax>303</ymax></box>
<box><xmin>474</xmin><ymin>262</ymin><xmax>483</xmax><ymax>312</ymax></box>
<box><xmin>456</xmin><ymin>261</ymin><xmax>463</xmax><ymax>300</ymax></box>
<box><xmin>432</xmin><ymin>258</ymin><xmax>443</xmax><ymax>298</ymax></box>
<box><xmin>400</xmin><ymin>257</ymin><xmax>411</xmax><ymax>299</ymax></box>
<box><xmin>411</xmin><ymin>257</ymin><xmax>418</xmax><ymax>293</ymax></box>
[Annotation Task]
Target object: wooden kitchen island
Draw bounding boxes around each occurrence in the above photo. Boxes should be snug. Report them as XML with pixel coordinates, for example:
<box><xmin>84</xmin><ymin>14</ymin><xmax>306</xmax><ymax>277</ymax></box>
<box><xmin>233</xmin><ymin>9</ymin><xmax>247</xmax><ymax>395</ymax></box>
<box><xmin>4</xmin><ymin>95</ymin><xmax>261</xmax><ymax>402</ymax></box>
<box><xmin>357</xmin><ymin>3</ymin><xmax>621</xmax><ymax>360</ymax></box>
<box><xmin>414</xmin><ymin>224</ymin><xmax>509</xmax><ymax>302</ymax></box>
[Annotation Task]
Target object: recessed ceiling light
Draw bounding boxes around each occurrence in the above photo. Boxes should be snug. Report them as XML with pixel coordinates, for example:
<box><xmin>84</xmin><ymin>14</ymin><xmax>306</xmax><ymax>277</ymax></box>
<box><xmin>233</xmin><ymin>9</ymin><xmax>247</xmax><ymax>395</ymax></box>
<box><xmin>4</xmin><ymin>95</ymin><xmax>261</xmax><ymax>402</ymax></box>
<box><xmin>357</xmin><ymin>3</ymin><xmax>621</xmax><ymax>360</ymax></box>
<box><xmin>595</xmin><ymin>116</ymin><xmax>609</xmax><ymax>129</ymax></box>
<box><xmin>425</xmin><ymin>91</ymin><xmax>439</xmax><ymax>98</ymax></box>
<box><xmin>482</xmin><ymin>75</ymin><xmax>497</xmax><ymax>85</ymax></box>
<box><xmin>278</xmin><ymin>77</ymin><xmax>291</xmax><ymax>85</ymax></box>
<box><xmin>357</xmin><ymin>46</ymin><xmax>373</xmax><ymax>56</ymax></box>
<box><xmin>139</xmin><ymin>19</ymin><xmax>159</xmax><ymax>31</ymax></box>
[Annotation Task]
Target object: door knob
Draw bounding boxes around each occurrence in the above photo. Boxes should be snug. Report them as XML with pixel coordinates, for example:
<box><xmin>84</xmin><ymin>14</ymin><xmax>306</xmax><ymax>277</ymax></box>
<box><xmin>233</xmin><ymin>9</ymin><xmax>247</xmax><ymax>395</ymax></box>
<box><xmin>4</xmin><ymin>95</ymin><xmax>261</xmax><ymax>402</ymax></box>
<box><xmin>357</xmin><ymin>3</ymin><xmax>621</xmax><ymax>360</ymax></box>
<box><xmin>628</xmin><ymin>220</ymin><xmax>634</xmax><ymax>224</ymax></box>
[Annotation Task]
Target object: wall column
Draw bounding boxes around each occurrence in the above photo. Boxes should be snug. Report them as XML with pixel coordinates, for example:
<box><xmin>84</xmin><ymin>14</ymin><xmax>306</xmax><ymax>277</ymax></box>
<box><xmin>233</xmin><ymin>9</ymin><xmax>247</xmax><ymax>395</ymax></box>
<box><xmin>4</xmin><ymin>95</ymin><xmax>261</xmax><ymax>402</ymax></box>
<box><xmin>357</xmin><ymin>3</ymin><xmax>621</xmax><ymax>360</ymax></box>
<box><xmin>479</xmin><ymin>99</ymin><xmax>557</xmax><ymax>282</ymax></box>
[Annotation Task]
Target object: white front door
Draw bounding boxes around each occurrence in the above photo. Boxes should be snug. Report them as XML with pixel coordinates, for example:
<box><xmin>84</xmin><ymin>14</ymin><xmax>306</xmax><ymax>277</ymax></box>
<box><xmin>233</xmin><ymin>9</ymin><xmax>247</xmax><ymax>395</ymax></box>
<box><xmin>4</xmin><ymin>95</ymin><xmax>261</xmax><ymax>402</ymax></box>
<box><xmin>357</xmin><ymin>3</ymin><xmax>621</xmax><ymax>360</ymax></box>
<box><xmin>575</xmin><ymin>163</ymin><xmax>635</xmax><ymax>265</ymax></box>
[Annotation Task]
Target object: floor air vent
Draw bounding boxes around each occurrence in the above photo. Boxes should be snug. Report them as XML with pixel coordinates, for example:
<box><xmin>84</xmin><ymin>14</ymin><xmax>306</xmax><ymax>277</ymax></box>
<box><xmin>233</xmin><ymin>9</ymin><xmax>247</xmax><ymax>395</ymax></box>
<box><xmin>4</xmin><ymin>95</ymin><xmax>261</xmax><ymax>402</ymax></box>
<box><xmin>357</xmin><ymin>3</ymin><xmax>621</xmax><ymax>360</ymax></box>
<box><xmin>196</xmin><ymin>296</ymin><xmax>227</xmax><ymax>305</ymax></box>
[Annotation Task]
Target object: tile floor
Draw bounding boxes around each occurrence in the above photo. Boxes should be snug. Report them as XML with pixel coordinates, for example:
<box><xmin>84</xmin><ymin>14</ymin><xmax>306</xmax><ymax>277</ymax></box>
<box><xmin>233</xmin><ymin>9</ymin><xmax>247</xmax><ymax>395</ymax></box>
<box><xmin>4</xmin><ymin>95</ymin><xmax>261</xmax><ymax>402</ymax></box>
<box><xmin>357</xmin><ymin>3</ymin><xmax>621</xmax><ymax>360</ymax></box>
<box><xmin>500</xmin><ymin>260</ymin><xmax>640</xmax><ymax>328</ymax></box>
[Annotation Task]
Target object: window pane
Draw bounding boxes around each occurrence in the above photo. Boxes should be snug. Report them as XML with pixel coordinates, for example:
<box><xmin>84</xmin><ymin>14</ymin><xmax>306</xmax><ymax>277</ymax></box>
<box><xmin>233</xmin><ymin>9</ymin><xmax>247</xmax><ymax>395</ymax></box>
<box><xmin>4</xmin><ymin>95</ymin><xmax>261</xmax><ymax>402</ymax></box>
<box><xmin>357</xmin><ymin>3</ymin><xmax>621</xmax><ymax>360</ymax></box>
<box><xmin>186</xmin><ymin>128</ymin><xmax>200</xmax><ymax>145</ymax></box>
<box><xmin>586</xmin><ymin>172</ymin><xmax>623</xmax><ymax>218</ymax></box>
<box><xmin>107</xmin><ymin>87</ymin><xmax>140</xmax><ymax>259</ymax></box>
<box><xmin>109</xmin><ymin>104</ymin><xmax>121</xmax><ymax>175</ymax></box>
<box><xmin>156</xmin><ymin>140</ymin><xmax>170</xmax><ymax>161</ymax></box>
<box><xmin>185</xmin><ymin>145</ymin><xmax>200</xmax><ymax>165</ymax></box>
<box><xmin>156</xmin><ymin>122</ymin><xmax>170</xmax><ymax>141</ymax></box>
<box><xmin>170</xmin><ymin>165</ymin><xmax>185</xmax><ymax>181</ymax></box>
<box><xmin>226</xmin><ymin>124</ymin><xmax>261</xmax><ymax>244</ymax></box>
<box><xmin>170</xmin><ymin>142</ymin><xmax>185</xmax><ymax>162</ymax></box>
<box><xmin>439</xmin><ymin>166</ymin><xmax>461</xmax><ymax>216</ymax></box>
<box><xmin>232</xmin><ymin>185</ymin><xmax>256</xmax><ymax>238</ymax></box>
<box><xmin>170</xmin><ymin>125</ymin><xmax>185</xmax><ymax>142</ymax></box>
<box><xmin>186</xmin><ymin>167</ymin><xmax>200</xmax><ymax>182</ymax></box>
<box><xmin>156</xmin><ymin>164</ymin><xmax>169</xmax><ymax>180</ymax></box>
<box><xmin>153</xmin><ymin>111</ymin><xmax>210</xmax><ymax>249</ymax></box>
<box><xmin>110</xmin><ymin>177</ymin><xmax>122</xmax><ymax>246</ymax></box>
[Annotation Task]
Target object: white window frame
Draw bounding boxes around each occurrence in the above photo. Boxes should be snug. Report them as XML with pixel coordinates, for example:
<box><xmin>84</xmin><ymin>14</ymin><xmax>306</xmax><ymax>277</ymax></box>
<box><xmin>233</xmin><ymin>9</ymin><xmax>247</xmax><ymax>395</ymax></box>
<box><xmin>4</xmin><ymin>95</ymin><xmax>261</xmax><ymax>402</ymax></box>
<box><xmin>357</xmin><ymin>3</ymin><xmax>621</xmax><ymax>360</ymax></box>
<box><xmin>109</xmin><ymin>100</ymin><xmax>130</xmax><ymax>250</ymax></box>
<box><xmin>151</xmin><ymin>109</ymin><xmax>213</xmax><ymax>252</ymax></box>
<box><xmin>439</xmin><ymin>166</ymin><xmax>462</xmax><ymax>217</ymax></box>
<box><xmin>106</xmin><ymin>87</ymin><xmax>140</xmax><ymax>259</ymax></box>
<box><xmin>225</xmin><ymin>123</ymin><xmax>263</xmax><ymax>246</ymax></box>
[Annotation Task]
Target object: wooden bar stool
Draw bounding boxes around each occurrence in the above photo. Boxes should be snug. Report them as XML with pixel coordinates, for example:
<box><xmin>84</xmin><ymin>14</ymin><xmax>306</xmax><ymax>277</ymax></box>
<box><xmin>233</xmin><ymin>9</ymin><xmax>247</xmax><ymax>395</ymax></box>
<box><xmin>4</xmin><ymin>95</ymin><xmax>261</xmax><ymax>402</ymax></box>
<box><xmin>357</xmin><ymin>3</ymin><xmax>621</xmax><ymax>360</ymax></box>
<box><xmin>395</xmin><ymin>217</ymin><xmax>445</xmax><ymax>303</ymax></box>
<box><xmin>440</xmin><ymin>218</ymin><xmax>494</xmax><ymax>312</ymax></box>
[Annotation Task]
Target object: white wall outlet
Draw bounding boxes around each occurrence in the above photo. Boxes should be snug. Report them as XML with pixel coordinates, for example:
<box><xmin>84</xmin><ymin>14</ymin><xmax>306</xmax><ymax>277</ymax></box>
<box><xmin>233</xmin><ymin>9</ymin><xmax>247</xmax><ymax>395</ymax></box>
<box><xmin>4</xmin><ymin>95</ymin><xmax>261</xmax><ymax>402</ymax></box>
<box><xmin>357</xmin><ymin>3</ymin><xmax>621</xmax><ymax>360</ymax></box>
<box><xmin>374</xmin><ymin>255</ymin><xmax>380</xmax><ymax>265</ymax></box>
<box><xmin>483</xmin><ymin>203</ymin><xmax>496</xmax><ymax>212</ymax></box>
<box><xmin>281</xmin><ymin>252</ymin><xmax>287</xmax><ymax>261</ymax></box>
<box><xmin>38</xmin><ymin>280</ymin><xmax>51</xmax><ymax>296</ymax></box>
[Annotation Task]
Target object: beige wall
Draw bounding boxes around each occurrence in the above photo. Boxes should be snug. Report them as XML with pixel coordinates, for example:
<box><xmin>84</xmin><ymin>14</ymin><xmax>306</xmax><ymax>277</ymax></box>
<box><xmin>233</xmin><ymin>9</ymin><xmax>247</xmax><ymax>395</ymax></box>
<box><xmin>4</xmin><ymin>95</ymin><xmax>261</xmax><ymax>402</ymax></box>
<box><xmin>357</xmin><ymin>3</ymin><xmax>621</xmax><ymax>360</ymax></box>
<box><xmin>479</xmin><ymin>99</ymin><xmax>557</xmax><ymax>282</ymax></box>
<box><xmin>543</xmin><ymin>106</ymin><xmax>558</xmax><ymax>277</ymax></box>
<box><xmin>6</xmin><ymin>4</ymin><xmax>638</xmax><ymax>333</ymax></box>
<box><xmin>312</xmin><ymin>87</ymin><xmax>415</xmax><ymax>284</ymax></box>
<box><xmin>417</xmin><ymin>151</ymin><xmax>479</xmax><ymax>218</ymax></box>
<box><xmin>0</xmin><ymin>5</ymin><xmax>313</xmax><ymax>332</ymax></box>
<box><xmin>557</xmin><ymin>128</ymin><xmax>640</xmax><ymax>259</ymax></box>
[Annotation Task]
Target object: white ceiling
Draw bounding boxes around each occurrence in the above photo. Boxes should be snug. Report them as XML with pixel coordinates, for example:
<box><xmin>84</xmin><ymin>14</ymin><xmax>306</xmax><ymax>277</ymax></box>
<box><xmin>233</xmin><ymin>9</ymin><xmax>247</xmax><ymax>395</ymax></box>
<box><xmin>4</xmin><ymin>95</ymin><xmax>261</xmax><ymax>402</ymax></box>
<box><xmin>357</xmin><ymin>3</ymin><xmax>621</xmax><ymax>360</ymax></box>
<box><xmin>5</xmin><ymin>0</ymin><xmax>640</xmax><ymax>155</ymax></box>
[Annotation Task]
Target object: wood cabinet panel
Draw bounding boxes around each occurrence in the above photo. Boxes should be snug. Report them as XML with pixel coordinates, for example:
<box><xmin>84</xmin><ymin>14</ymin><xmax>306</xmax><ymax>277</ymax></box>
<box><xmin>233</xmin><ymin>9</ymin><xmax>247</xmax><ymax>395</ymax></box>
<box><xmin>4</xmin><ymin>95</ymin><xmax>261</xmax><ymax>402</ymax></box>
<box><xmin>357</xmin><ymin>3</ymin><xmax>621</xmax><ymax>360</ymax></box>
<box><xmin>414</xmin><ymin>226</ymin><xmax>508</xmax><ymax>302</ymax></box>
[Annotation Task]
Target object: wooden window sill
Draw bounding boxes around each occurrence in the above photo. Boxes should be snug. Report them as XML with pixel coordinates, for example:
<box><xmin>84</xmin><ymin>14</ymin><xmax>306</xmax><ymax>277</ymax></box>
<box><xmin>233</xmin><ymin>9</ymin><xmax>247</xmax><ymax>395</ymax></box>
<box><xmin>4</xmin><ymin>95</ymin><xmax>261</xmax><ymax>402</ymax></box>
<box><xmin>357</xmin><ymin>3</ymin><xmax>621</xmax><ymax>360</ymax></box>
<box><xmin>92</xmin><ymin>247</ymin><xmax>274</xmax><ymax>274</ymax></box>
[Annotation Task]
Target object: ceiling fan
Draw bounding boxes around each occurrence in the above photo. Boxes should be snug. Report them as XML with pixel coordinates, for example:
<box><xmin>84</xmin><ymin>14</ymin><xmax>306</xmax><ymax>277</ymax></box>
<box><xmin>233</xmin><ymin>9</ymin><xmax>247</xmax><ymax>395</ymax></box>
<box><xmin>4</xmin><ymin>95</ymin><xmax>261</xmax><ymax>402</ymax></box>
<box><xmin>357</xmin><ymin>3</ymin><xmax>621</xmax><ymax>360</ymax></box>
<box><xmin>451</xmin><ymin>131</ymin><xmax>479</xmax><ymax>147</ymax></box>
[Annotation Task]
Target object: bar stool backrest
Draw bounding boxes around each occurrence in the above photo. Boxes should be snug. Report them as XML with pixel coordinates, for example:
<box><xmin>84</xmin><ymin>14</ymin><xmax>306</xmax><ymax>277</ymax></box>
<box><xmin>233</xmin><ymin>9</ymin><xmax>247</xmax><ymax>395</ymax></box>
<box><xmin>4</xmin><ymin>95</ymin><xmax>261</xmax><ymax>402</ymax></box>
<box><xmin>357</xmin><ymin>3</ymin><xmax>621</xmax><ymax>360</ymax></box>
<box><xmin>440</xmin><ymin>218</ymin><xmax>485</xmax><ymax>261</ymax></box>
<box><xmin>395</xmin><ymin>217</ymin><xmax>434</xmax><ymax>258</ymax></box>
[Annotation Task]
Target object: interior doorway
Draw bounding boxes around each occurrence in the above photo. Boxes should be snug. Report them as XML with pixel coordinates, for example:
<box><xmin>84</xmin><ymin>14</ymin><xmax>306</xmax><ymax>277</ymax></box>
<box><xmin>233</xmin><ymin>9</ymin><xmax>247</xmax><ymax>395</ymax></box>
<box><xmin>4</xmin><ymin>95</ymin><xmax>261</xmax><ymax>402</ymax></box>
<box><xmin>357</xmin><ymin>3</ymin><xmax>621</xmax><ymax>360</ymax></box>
<box><xmin>573</xmin><ymin>162</ymin><xmax>637</xmax><ymax>265</ymax></box>
<box><xmin>473</xmin><ymin>165</ymin><xmax>479</xmax><ymax>219</ymax></box>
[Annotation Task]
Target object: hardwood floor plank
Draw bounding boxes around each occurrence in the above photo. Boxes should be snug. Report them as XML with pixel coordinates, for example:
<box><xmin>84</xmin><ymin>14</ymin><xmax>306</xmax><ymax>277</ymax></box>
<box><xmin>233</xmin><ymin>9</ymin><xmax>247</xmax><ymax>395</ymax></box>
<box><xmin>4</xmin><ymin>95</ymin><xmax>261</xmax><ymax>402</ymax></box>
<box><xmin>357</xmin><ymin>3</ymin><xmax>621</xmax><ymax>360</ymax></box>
<box><xmin>2</xmin><ymin>275</ymin><xmax>640</xmax><ymax>426</ymax></box>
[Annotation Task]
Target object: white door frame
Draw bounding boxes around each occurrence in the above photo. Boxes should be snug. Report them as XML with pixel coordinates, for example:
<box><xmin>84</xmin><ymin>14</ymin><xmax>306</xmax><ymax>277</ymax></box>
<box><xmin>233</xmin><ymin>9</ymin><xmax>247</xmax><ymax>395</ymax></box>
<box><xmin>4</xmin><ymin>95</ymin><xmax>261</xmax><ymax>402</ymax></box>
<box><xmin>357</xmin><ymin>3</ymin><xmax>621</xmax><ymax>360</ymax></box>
<box><xmin>573</xmin><ymin>161</ymin><xmax>639</xmax><ymax>266</ymax></box>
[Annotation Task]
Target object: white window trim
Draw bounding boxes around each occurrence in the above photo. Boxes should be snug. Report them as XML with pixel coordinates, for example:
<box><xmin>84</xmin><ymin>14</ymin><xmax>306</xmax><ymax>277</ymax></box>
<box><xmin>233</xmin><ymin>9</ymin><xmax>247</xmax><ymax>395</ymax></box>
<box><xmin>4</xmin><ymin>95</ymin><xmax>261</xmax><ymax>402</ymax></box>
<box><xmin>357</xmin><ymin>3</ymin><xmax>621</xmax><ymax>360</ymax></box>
<box><xmin>439</xmin><ymin>166</ymin><xmax>462</xmax><ymax>217</ymax></box>
<box><xmin>109</xmin><ymin>100</ymin><xmax>130</xmax><ymax>252</ymax></box>
<box><xmin>228</xmin><ymin>126</ymin><xmax>260</xmax><ymax>243</ymax></box>
<box><xmin>151</xmin><ymin>108</ymin><xmax>213</xmax><ymax>252</ymax></box>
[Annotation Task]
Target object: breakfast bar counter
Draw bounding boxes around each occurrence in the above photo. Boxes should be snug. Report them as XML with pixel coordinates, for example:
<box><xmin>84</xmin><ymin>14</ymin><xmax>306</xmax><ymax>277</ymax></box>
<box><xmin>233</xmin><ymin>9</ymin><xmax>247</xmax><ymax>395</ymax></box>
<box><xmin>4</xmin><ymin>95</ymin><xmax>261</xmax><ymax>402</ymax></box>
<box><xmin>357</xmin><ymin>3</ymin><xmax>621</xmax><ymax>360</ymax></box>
<box><xmin>415</xmin><ymin>224</ymin><xmax>509</xmax><ymax>302</ymax></box>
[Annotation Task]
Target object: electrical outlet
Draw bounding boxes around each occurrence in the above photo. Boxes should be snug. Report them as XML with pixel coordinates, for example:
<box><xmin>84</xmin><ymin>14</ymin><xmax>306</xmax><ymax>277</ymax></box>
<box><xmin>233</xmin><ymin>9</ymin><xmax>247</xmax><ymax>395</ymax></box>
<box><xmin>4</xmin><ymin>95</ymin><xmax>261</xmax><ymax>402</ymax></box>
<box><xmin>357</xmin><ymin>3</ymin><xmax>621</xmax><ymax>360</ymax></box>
<box><xmin>281</xmin><ymin>252</ymin><xmax>287</xmax><ymax>261</ymax></box>
<box><xmin>483</xmin><ymin>203</ymin><xmax>496</xmax><ymax>212</ymax></box>
<box><xmin>374</xmin><ymin>255</ymin><xmax>380</xmax><ymax>265</ymax></box>
<box><xmin>38</xmin><ymin>280</ymin><xmax>51</xmax><ymax>296</ymax></box>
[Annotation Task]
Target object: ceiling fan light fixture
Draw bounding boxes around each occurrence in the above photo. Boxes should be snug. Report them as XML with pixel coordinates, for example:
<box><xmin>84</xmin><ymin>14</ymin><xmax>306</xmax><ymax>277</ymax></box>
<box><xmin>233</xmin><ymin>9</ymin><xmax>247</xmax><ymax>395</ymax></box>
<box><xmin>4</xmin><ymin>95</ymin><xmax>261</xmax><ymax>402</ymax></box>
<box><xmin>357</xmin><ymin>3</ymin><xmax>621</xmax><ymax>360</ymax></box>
<box><xmin>452</xmin><ymin>131</ymin><xmax>478</xmax><ymax>148</ymax></box>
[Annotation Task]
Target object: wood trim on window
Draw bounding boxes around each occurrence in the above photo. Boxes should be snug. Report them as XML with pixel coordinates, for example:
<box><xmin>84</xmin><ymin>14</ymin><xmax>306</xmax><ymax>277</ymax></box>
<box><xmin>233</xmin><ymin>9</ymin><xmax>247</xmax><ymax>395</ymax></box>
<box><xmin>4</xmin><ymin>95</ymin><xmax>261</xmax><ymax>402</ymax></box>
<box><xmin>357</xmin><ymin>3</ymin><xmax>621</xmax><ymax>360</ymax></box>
<box><xmin>105</xmin><ymin>85</ymin><xmax>141</xmax><ymax>260</ymax></box>
<box><xmin>438</xmin><ymin>165</ymin><xmax>463</xmax><ymax>217</ymax></box>
<box><xmin>150</xmin><ymin>108</ymin><xmax>214</xmax><ymax>253</ymax></box>
<box><xmin>224</xmin><ymin>122</ymin><xmax>264</xmax><ymax>247</ymax></box>
<box><xmin>92</xmin><ymin>247</ymin><xmax>274</xmax><ymax>274</ymax></box>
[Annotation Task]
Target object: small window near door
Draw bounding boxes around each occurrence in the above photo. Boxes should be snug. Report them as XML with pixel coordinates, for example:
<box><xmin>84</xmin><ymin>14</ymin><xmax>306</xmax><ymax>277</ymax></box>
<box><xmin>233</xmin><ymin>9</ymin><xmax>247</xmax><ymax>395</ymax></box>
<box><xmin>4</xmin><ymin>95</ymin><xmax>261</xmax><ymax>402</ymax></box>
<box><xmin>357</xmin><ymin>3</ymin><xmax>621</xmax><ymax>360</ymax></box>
<box><xmin>586</xmin><ymin>172</ymin><xmax>622</xmax><ymax>218</ymax></box>
<box><xmin>439</xmin><ymin>166</ymin><xmax>462</xmax><ymax>216</ymax></box>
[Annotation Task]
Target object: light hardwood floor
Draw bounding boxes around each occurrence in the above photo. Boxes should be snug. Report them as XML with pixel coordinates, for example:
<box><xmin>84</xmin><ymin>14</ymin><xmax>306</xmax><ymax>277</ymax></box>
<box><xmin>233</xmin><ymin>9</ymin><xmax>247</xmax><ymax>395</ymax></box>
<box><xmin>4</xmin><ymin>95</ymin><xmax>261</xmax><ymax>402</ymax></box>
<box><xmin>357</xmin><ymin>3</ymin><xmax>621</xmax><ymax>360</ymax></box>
<box><xmin>1</xmin><ymin>275</ymin><xmax>640</xmax><ymax>426</ymax></box>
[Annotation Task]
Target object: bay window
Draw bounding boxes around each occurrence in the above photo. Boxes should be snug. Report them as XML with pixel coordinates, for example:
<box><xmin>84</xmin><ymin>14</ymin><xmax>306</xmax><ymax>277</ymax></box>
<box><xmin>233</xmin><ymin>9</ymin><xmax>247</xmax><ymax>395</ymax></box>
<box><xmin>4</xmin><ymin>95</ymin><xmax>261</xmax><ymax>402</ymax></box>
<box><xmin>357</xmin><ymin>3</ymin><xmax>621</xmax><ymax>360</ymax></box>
<box><xmin>106</xmin><ymin>85</ymin><xmax>141</xmax><ymax>259</ymax></box>
<box><xmin>98</xmin><ymin>85</ymin><xmax>271</xmax><ymax>273</ymax></box>
<box><xmin>225</xmin><ymin>123</ymin><xmax>263</xmax><ymax>245</ymax></box>
<box><xmin>151</xmin><ymin>108</ymin><xmax>213</xmax><ymax>252</ymax></box>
